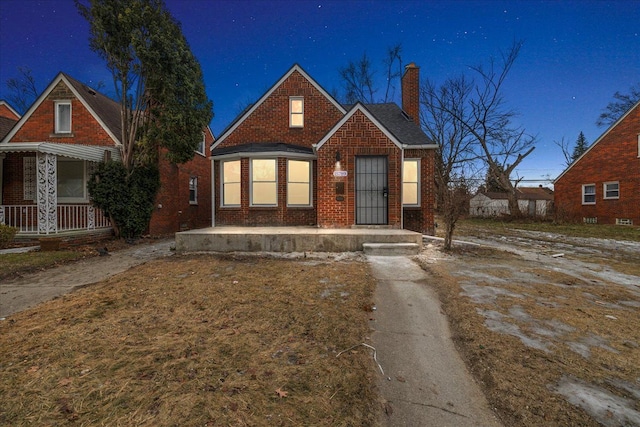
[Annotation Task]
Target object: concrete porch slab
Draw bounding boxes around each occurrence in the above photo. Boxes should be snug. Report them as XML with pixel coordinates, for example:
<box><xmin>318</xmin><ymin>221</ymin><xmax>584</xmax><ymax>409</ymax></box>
<box><xmin>175</xmin><ymin>227</ymin><xmax>422</xmax><ymax>253</ymax></box>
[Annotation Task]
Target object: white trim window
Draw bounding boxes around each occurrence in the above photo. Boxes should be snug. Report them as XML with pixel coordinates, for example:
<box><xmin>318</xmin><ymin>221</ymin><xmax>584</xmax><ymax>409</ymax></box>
<box><xmin>57</xmin><ymin>158</ymin><xmax>87</xmax><ymax>202</ymax></box>
<box><xmin>55</xmin><ymin>101</ymin><xmax>72</xmax><ymax>133</ymax></box>
<box><xmin>287</xmin><ymin>159</ymin><xmax>311</xmax><ymax>206</ymax></box>
<box><xmin>582</xmin><ymin>184</ymin><xmax>596</xmax><ymax>205</ymax></box>
<box><xmin>196</xmin><ymin>132</ymin><xmax>206</xmax><ymax>155</ymax></box>
<box><xmin>189</xmin><ymin>176</ymin><xmax>198</xmax><ymax>205</ymax></box>
<box><xmin>221</xmin><ymin>160</ymin><xmax>241</xmax><ymax>207</ymax></box>
<box><xmin>603</xmin><ymin>181</ymin><xmax>619</xmax><ymax>199</ymax></box>
<box><xmin>402</xmin><ymin>159</ymin><xmax>420</xmax><ymax>206</ymax></box>
<box><xmin>289</xmin><ymin>97</ymin><xmax>304</xmax><ymax>128</ymax></box>
<box><xmin>251</xmin><ymin>158</ymin><xmax>277</xmax><ymax>206</ymax></box>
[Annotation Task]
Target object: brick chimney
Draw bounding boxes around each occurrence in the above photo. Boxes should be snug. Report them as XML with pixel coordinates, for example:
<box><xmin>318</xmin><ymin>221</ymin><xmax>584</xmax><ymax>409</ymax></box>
<box><xmin>401</xmin><ymin>62</ymin><xmax>420</xmax><ymax>126</ymax></box>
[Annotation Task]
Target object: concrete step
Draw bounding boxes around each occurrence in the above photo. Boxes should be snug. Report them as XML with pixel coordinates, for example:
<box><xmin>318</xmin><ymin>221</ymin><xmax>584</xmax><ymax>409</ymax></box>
<box><xmin>362</xmin><ymin>242</ymin><xmax>420</xmax><ymax>256</ymax></box>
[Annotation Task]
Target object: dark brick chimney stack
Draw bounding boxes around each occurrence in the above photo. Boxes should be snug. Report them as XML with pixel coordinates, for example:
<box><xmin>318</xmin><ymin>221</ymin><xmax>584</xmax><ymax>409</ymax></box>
<box><xmin>401</xmin><ymin>62</ymin><xmax>420</xmax><ymax>127</ymax></box>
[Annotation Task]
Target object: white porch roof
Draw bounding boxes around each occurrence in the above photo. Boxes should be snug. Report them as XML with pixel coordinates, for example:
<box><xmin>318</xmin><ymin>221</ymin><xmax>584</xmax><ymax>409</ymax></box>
<box><xmin>0</xmin><ymin>142</ymin><xmax>121</xmax><ymax>163</ymax></box>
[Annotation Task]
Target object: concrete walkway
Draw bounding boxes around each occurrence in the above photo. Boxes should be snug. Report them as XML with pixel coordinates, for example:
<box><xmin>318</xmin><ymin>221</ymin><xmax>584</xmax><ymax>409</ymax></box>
<box><xmin>368</xmin><ymin>255</ymin><xmax>502</xmax><ymax>426</ymax></box>
<box><xmin>0</xmin><ymin>239</ymin><xmax>174</xmax><ymax>318</ymax></box>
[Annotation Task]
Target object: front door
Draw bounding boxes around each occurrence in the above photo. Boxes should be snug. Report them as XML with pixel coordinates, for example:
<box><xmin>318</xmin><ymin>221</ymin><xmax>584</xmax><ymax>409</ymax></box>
<box><xmin>356</xmin><ymin>156</ymin><xmax>388</xmax><ymax>225</ymax></box>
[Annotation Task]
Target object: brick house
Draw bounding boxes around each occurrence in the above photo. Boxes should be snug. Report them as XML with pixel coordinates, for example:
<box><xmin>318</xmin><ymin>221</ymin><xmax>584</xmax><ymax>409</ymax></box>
<box><xmin>0</xmin><ymin>72</ymin><xmax>213</xmax><ymax>240</ymax></box>
<box><xmin>554</xmin><ymin>100</ymin><xmax>640</xmax><ymax>225</ymax></box>
<box><xmin>210</xmin><ymin>63</ymin><xmax>437</xmax><ymax>234</ymax></box>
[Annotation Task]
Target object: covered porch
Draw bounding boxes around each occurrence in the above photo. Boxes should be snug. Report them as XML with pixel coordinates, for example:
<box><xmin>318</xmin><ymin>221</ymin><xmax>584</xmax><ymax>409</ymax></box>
<box><xmin>0</xmin><ymin>142</ymin><xmax>119</xmax><ymax>237</ymax></box>
<box><xmin>175</xmin><ymin>226</ymin><xmax>423</xmax><ymax>255</ymax></box>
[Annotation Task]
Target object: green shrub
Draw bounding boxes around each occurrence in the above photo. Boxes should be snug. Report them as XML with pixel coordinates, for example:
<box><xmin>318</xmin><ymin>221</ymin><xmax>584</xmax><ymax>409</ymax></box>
<box><xmin>0</xmin><ymin>223</ymin><xmax>18</xmax><ymax>249</ymax></box>
<box><xmin>88</xmin><ymin>161</ymin><xmax>160</xmax><ymax>239</ymax></box>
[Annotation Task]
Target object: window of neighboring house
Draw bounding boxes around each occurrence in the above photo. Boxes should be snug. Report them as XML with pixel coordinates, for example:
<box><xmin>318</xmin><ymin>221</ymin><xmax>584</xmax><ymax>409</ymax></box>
<box><xmin>196</xmin><ymin>132</ymin><xmax>206</xmax><ymax>155</ymax></box>
<box><xmin>582</xmin><ymin>184</ymin><xmax>596</xmax><ymax>205</ymax></box>
<box><xmin>402</xmin><ymin>159</ymin><xmax>420</xmax><ymax>206</ymax></box>
<box><xmin>55</xmin><ymin>101</ymin><xmax>72</xmax><ymax>133</ymax></box>
<box><xmin>287</xmin><ymin>159</ymin><xmax>311</xmax><ymax>206</ymax></box>
<box><xmin>637</xmin><ymin>134</ymin><xmax>640</xmax><ymax>157</ymax></box>
<box><xmin>57</xmin><ymin>158</ymin><xmax>87</xmax><ymax>202</ymax></box>
<box><xmin>290</xmin><ymin>97</ymin><xmax>304</xmax><ymax>128</ymax></box>
<box><xmin>221</xmin><ymin>160</ymin><xmax>241</xmax><ymax>206</ymax></box>
<box><xmin>251</xmin><ymin>158</ymin><xmax>277</xmax><ymax>206</ymax></box>
<box><xmin>23</xmin><ymin>157</ymin><xmax>36</xmax><ymax>201</ymax></box>
<box><xmin>603</xmin><ymin>181</ymin><xmax>619</xmax><ymax>199</ymax></box>
<box><xmin>189</xmin><ymin>176</ymin><xmax>198</xmax><ymax>205</ymax></box>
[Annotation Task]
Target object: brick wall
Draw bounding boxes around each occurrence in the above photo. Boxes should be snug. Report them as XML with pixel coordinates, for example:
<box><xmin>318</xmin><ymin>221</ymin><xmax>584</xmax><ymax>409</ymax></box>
<box><xmin>317</xmin><ymin>110</ymin><xmax>403</xmax><ymax>228</ymax></box>
<box><xmin>0</xmin><ymin>103</ymin><xmax>20</xmax><ymax>120</ymax></box>
<box><xmin>219</xmin><ymin>70</ymin><xmax>344</xmax><ymax>150</ymax></box>
<box><xmin>402</xmin><ymin>63</ymin><xmax>420</xmax><ymax>127</ymax></box>
<box><xmin>149</xmin><ymin>129</ymin><xmax>214</xmax><ymax>235</ymax></box>
<box><xmin>10</xmin><ymin>82</ymin><xmax>116</xmax><ymax>147</ymax></box>
<box><xmin>214</xmin><ymin>157</ymin><xmax>318</xmax><ymax>226</ymax></box>
<box><xmin>403</xmin><ymin>148</ymin><xmax>436</xmax><ymax>234</ymax></box>
<box><xmin>1</xmin><ymin>152</ymin><xmax>34</xmax><ymax>205</ymax></box>
<box><xmin>554</xmin><ymin>103</ymin><xmax>640</xmax><ymax>225</ymax></box>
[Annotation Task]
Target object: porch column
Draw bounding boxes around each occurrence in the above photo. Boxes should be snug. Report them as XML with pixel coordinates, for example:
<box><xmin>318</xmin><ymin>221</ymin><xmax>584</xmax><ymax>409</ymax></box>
<box><xmin>36</xmin><ymin>152</ymin><xmax>57</xmax><ymax>234</ymax></box>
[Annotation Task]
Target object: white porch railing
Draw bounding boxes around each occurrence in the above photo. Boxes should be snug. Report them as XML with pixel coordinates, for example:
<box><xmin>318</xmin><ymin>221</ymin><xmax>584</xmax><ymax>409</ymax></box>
<box><xmin>0</xmin><ymin>204</ymin><xmax>111</xmax><ymax>234</ymax></box>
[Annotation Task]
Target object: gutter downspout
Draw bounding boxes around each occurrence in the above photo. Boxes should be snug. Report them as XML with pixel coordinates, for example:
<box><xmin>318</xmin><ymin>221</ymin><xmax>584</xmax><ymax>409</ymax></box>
<box><xmin>400</xmin><ymin>146</ymin><xmax>404</xmax><ymax>230</ymax></box>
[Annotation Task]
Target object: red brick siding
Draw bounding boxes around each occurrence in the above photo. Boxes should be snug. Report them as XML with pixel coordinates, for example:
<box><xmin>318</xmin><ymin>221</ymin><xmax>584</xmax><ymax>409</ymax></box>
<box><xmin>214</xmin><ymin>157</ymin><xmax>317</xmax><ymax>226</ymax></box>
<box><xmin>555</xmin><ymin>104</ymin><xmax>640</xmax><ymax>225</ymax></box>
<box><xmin>219</xmin><ymin>70</ymin><xmax>343</xmax><ymax>149</ymax></box>
<box><xmin>317</xmin><ymin>110</ymin><xmax>402</xmax><ymax>228</ymax></box>
<box><xmin>10</xmin><ymin>82</ymin><xmax>116</xmax><ymax>147</ymax></box>
<box><xmin>148</xmin><ymin>130</ymin><xmax>214</xmax><ymax>235</ymax></box>
<box><xmin>401</xmin><ymin>64</ymin><xmax>420</xmax><ymax>127</ymax></box>
<box><xmin>0</xmin><ymin>104</ymin><xmax>20</xmax><ymax>120</ymax></box>
<box><xmin>403</xmin><ymin>149</ymin><xmax>436</xmax><ymax>234</ymax></box>
<box><xmin>1</xmin><ymin>152</ymin><xmax>35</xmax><ymax>205</ymax></box>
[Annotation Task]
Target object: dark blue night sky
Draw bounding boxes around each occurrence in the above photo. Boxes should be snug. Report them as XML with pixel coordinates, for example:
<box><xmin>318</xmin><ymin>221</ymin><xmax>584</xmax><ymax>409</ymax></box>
<box><xmin>1</xmin><ymin>0</ymin><xmax>638</xmax><ymax>182</ymax></box>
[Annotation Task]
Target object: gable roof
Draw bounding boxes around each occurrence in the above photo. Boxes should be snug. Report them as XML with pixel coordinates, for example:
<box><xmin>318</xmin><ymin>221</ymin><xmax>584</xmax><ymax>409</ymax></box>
<box><xmin>315</xmin><ymin>103</ymin><xmax>437</xmax><ymax>151</ymax></box>
<box><xmin>361</xmin><ymin>103</ymin><xmax>434</xmax><ymax>147</ymax></box>
<box><xmin>212</xmin><ymin>64</ymin><xmax>346</xmax><ymax>150</ymax></box>
<box><xmin>1</xmin><ymin>72</ymin><xmax>122</xmax><ymax>146</ymax></box>
<box><xmin>555</xmin><ymin>99</ymin><xmax>640</xmax><ymax>182</ymax></box>
<box><xmin>0</xmin><ymin>116</ymin><xmax>18</xmax><ymax>140</ymax></box>
<box><xmin>0</xmin><ymin>101</ymin><xmax>21</xmax><ymax>120</ymax></box>
<box><xmin>476</xmin><ymin>187</ymin><xmax>553</xmax><ymax>201</ymax></box>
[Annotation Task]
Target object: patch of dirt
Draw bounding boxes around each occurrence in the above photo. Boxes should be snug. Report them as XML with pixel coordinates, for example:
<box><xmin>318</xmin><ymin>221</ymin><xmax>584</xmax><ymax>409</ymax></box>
<box><xmin>416</xmin><ymin>230</ymin><xmax>640</xmax><ymax>427</ymax></box>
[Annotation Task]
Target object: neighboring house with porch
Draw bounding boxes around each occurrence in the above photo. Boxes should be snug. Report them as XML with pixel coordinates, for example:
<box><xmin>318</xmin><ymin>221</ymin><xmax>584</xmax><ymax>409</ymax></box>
<box><xmin>554</xmin><ymin>100</ymin><xmax>640</xmax><ymax>225</ymax></box>
<box><xmin>469</xmin><ymin>186</ymin><xmax>554</xmax><ymax>218</ymax></box>
<box><xmin>210</xmin><ymin>63</ymin><xmax>437</xmax><ymax>234</ymax></box>
<box><xmin>0</xmin><ymin>73</ymin><xmax>213</xmax><ymax>241</ymax></box>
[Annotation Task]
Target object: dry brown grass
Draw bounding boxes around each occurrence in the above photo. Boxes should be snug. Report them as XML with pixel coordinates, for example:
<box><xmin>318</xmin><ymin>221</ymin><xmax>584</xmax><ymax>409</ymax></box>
<box><xmin>0</xmin><ymin>254</ymin><xmax>379</xmax><ymax>426</ymax></box>
<box><xmin>418</xmin><ymin>244</ymin><xmax>640</xmax><ymax>427</ymax></box>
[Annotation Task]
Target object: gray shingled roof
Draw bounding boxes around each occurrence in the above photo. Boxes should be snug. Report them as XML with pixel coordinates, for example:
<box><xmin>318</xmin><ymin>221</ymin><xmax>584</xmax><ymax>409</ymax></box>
<box><xmin>0</xmin><ymin>116</ymin><xmax>17</xmax><ymax>140</ymax></box>
<box><xmin>63</xmin><ymin>73</ymin><xmax>122</xmax><ymax>143</ymax></box>
<box><xmin>211</xmin><ymin>142</ymin><xmax>314</xmax><ymax>157</ymax></box>
<box><xmin>350</xmin><ymin>103</ymin><xmax>434</xmax><ymax>146</ymax></box>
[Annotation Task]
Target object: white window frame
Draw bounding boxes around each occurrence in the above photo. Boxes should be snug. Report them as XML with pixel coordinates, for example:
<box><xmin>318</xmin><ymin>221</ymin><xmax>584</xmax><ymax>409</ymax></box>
<box><xmin>196</xmin><ymin>132</ymin><xmax>206</xmax><ymax>156</ymax></box>
<box><xmin>189</xmin><ymin>176</ymin><xmax>198</xmax><ymax>205</ymax></box>
<box><xmin>250</xmin><ymin>158</ymin><xmax>278</xmax><ymax>207</ymax></box>
<box><xmin>289</xmin><ymin>97</ymin><xmax>304</xmax><ymax>128</ymax></box>
<box><xmin>57</xmin><ymin>158</ymin><xmax>88</xmax><ymax>203</ymax></box>
<box><xmin>287</xmin><ymin>159</ymin><xmax>312</xmax><ymax>207</ymax></box>
<box><xmin>582</xmin><ymin>184</ymin><xmax>596</xmax><ymax>205</ymax></box>
<box><xmin>402</xmin><ymin>158</ymin><xmax>421</xmax><ymax>207</ymax></box>
<box><xmin>637</xmin><ymin>134</ymin><xmax>639</xmax><ymax>158</ymax></box>
<box><xmin>220</xmin><ymin>160</ymin><xmax>241</xmax><ymax>207</ymax></box>
<box><xmin>55</xmin><ymin>101</ymin><xmax>72</xmax><ymax>134</ymax></box>
<box><xmin>603</xmin><ymin>181</ymin><xmax>619</xmax><ymax>200</ymax></box>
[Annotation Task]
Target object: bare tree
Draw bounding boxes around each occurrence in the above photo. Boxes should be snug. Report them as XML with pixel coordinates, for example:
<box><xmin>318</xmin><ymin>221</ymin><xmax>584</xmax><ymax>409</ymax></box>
<box><xmin>421</xmin><ymin>75</ymin><xmax>478</xmax><ymax>250</ymax></box>
<box><xmin>6</xmin><ymin>67</ymin><xmax>40</xmax><ymax>115</ymax></box>
<box><xmin>338</xmin><ymin>44</ymin><xmax>403</xmax><ymax>104</ymax></box>
<box><xmin>596</xmin><ymin>83</ymin><xmax>640</xmax><ymax>127</ymax></box>
<box><xmin>430</xmin><ymin>41</ymin><xmax>536</xmax><ymax>217</ymax></box>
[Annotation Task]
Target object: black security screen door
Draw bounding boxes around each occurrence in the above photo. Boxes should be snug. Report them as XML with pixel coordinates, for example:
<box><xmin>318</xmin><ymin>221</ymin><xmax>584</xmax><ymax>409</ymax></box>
<box><xmin>356</xmin><ymin>156</ymin><xmax>388</xmax><ymax>225</ymax></box>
